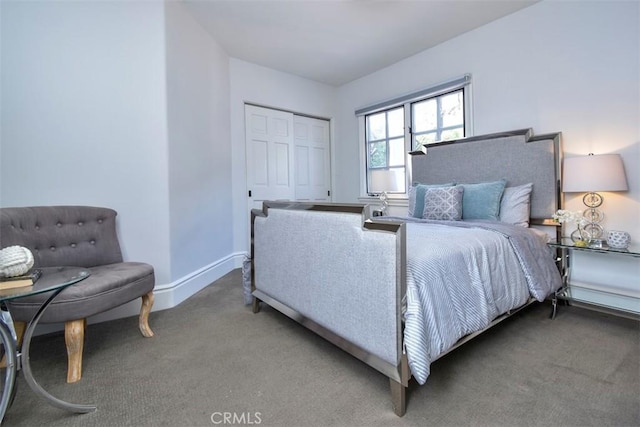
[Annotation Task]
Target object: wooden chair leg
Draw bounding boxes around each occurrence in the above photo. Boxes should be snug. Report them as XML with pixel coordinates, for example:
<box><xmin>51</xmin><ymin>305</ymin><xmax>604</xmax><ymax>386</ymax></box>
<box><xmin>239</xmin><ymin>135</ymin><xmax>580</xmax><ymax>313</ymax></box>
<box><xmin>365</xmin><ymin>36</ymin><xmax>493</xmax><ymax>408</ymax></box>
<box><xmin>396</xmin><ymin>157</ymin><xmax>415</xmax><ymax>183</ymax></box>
<box><xmin>13</xmin><ymin>321</ymin><xmax>26</xmax><ymax>348</ymax></box>
<box><xmin>65</xmin><ymin>319</ymin><xmax>85</xmax><ymax>383</ymax></box>
<box><xmin>139</xmin><ymin>291</ymin><xmax>154</xmax><ymax>338</ymax></box>
<box><xmin>0</xmin><ymin>321</ymin><xmax>26</xmax><ymax>368</ymax></box>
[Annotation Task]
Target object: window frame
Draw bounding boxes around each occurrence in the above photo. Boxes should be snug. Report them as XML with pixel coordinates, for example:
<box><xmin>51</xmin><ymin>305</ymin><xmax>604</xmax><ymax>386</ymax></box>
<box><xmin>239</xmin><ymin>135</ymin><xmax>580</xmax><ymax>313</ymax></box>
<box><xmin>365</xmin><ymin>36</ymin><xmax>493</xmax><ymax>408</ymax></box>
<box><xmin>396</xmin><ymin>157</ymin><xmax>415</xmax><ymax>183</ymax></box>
<box><xmin>358</xmin><ymin>75</ymin><xmax>473</xmax><ymax>201</ymax></box>
<box><xmin>364</xmin><ymin>106</ymin><xmax>408</xmax><ymax>195</ymax></box>
<box><xmin>411</xmin><ymin>88</ymin><xmax>466</xmax><ymax>150</ymax></box>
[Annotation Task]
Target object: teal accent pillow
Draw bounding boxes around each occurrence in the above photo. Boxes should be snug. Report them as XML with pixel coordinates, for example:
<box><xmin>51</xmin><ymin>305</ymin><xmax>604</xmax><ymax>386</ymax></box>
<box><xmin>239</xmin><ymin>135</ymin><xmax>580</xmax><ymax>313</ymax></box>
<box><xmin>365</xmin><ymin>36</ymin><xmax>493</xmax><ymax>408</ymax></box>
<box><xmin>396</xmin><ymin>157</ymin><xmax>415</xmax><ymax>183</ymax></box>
<box><xmin>459</xmin><ymin>179</ymin><xmax>507</xmax><ymax>220</ymax></box>
<box><xmin>408</xmin><ymin>183</ymin><xmax>455</xmax><ymax>218</ymax></box>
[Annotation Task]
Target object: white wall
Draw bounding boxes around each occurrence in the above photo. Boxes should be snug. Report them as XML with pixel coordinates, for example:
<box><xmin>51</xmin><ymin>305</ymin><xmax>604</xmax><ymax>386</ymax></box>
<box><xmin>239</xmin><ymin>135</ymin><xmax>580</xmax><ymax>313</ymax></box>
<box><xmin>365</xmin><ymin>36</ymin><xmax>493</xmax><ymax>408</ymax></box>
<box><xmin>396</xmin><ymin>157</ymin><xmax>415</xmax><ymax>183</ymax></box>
<box><xmin>165</xmin><ymin>2</ymin><xmax>234</xmax><ymax>285</ymax></box>
<box><xmin>334</xmin><ymin>1</ymin><xmax>639</xmax><ymax>311</ymax></box>
<box><xmin>229</xmin><ymin>59</ymin><xmax>337</xmax><ymax>253</ymax></box>
<box><xmin>0</xmin><ymin>1</ymin><xmax>238</xmax><ymax>318</ymax></box>
<box><xmin>2</xmin><ymin>0</ymin><xmax>636</xmax><ymax>314</ymax></box>
<box><xmin>0</xmin><ymin>1</ymin><xmax>172</xmax><ymax>282</ymax></box>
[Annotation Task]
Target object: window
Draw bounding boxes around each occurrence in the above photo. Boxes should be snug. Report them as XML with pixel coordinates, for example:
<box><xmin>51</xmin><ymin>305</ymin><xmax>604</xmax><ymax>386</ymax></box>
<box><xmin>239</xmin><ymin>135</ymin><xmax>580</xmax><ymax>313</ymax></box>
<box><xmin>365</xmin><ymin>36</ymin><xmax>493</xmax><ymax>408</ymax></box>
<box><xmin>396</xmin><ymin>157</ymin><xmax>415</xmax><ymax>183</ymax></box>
<box><xmin>358</xmin><ymin>75</ymin><xmax>471</xmax><ymax>197</ymax></box>
<box><xmin>412</xmin><ymin>89</ymin><xmax>465</xmax><ymax>150</ymax></box>
<box><xmin>365</xmin><ymin>107</ymin><xmax>407</xmax><ymax>194</ymax></box>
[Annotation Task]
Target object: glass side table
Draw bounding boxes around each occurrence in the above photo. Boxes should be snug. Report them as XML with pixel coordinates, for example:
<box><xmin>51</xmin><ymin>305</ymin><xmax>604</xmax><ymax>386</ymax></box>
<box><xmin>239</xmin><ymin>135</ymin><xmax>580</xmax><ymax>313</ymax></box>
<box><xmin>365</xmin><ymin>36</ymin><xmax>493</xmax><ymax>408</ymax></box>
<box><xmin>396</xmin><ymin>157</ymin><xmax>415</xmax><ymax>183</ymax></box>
<box><xmin>547</xmin><ymin>238</ymin><xmax>640</xmax><ymax>319</ymax></box>
<box><xmin>0</xmin><ymin>267</ymin><xmax>96</xmax><ymax>422</ymax></box>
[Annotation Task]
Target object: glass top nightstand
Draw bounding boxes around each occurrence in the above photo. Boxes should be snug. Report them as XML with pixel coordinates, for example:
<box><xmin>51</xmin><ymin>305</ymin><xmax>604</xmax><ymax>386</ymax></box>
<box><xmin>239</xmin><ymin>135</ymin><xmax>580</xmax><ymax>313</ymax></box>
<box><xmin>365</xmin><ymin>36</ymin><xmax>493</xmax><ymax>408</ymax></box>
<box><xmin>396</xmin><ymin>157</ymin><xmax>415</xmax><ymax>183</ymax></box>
<box><xmin>548</xmin><ymin>238</ymin><xmax>639</xmax><ymax>320</ymax></box>
<box><xmin>548</xmin><ymin>237</ymin><xmax>640</xmax><ymax>258</ymax></box>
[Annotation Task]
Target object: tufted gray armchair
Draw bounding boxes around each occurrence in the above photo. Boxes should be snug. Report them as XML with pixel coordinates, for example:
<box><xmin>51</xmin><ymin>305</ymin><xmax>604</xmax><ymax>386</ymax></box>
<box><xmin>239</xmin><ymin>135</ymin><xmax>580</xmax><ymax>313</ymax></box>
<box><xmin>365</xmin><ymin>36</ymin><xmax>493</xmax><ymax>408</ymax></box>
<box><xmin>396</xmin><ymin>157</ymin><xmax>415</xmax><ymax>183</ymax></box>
<box><xmin>0</xmin><ymin>206</ymin><xmax>154</xmax><ymax>383</ymax></box>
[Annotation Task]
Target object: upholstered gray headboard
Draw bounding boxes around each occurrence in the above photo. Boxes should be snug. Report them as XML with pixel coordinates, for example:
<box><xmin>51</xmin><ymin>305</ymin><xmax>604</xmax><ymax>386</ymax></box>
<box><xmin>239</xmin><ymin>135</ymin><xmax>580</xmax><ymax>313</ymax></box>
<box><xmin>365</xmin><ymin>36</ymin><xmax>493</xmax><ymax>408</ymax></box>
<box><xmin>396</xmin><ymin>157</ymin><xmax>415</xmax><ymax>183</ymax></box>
<box><xmin>410</xmin><ymin>128</ymin><xmax>562</xmax><ymax>221</ymax></box>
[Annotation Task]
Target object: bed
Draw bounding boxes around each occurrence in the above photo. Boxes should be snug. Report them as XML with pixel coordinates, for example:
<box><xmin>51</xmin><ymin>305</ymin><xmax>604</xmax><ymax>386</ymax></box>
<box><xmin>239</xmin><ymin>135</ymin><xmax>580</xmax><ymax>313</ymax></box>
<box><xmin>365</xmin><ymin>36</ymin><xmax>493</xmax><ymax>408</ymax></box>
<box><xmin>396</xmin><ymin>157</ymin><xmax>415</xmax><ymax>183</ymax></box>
<box><xmin>250</xmin><ymin>128</ymin><xmax>564</xmax><ymax>416</ymax></box>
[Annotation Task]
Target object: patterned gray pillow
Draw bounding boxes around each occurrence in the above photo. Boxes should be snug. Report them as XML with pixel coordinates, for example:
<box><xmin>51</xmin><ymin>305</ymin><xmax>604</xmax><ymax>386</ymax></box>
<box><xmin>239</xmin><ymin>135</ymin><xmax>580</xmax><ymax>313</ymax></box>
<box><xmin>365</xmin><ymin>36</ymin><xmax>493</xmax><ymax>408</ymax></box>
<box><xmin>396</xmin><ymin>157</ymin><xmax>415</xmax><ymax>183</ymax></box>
<box><xmin>408</xmin><ymin>182</ymin><xmax>456</xmax><ymax>218</ymax></box>
<box><xmin>422</xmin><ymin>186</ymin><xmax>464</xmax><ymax>220</ymax></box>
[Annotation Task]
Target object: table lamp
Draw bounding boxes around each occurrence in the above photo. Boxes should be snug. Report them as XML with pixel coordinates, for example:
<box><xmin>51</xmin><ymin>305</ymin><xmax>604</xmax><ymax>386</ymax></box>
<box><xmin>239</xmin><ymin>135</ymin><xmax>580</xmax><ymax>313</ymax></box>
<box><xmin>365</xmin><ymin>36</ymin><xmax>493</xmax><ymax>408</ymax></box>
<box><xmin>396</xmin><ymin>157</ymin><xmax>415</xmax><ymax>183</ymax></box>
<box><xmin>562</xmin><ymin>153</ymin><xmax>628</xmax><ymax>240</ymax></box>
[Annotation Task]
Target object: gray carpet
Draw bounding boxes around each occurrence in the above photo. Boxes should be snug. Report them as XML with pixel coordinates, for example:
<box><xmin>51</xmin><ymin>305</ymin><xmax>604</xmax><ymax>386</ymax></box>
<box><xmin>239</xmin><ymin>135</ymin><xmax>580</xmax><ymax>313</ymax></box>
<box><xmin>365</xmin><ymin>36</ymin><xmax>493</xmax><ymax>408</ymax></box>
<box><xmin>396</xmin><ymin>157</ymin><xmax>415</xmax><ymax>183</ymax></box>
<box><xmin>2</xmin><ymin>269</ymin><xmax>638</xmax><ymax>426</ymax></box>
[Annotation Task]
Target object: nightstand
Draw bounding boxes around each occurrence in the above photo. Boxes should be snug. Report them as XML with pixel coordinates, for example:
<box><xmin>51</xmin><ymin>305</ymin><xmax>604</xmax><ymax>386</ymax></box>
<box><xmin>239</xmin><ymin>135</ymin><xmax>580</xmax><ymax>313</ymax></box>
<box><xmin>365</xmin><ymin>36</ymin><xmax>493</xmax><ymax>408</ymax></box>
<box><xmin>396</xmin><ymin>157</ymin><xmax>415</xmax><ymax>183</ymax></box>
<box><xmin>548</xmin><ymin>238</ymin><xmax>640</xmax><ymax>319</ymax></box>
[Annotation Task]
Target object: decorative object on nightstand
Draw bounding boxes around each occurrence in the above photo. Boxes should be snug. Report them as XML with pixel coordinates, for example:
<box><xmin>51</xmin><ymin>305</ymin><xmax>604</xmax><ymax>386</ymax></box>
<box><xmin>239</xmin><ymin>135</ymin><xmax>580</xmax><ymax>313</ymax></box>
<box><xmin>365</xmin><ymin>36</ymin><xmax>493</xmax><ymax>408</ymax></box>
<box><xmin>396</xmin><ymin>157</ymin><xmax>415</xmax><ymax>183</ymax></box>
<box><xmin>379</xmin><ymin>191</ymin><xmax>389</xmax><ymax>215</ymax></box>
<box><xmin>0</xmin><ymin>245</ymin><xmax>35</xmax><ymax>278</ymax></box>
<box><xmin>370</xmin><ymin>191</ymin><xmax>389</xmax><ymax>217</ymax></box>
<box><xmin>562</xmin><ymin>153</ymin><xmax>628</xmax><ymax>242</ymax></box>
<box><xmin>552</xmin><ymin>209</ymin><xmax>589</xmax><ymax>246</ymax></box>
<box><xmin>607</xmin><ymin>230</ymin><xmax>631</xmax><ymax>249</ymax></box>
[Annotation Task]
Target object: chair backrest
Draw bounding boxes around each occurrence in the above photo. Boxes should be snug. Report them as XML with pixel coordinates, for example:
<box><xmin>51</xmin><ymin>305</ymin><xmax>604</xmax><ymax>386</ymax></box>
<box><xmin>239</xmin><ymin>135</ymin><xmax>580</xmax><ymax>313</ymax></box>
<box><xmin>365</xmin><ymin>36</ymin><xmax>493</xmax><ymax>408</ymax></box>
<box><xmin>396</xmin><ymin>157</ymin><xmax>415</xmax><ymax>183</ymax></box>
<box><xmin>0</xmin><ymin>206</ymin><xmax>123</xmax><ymax>268</ymax></box>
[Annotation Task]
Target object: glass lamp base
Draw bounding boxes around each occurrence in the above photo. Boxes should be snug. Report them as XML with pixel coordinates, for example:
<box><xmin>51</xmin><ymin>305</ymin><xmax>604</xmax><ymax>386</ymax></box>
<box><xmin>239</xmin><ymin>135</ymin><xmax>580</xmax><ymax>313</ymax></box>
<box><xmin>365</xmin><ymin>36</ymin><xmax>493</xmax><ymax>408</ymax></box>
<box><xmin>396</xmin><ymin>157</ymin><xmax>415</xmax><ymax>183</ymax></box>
<box><xmin>582</xmin><ymin>223</ymin><xmax>604</xmax><ymax>240</ymax></box>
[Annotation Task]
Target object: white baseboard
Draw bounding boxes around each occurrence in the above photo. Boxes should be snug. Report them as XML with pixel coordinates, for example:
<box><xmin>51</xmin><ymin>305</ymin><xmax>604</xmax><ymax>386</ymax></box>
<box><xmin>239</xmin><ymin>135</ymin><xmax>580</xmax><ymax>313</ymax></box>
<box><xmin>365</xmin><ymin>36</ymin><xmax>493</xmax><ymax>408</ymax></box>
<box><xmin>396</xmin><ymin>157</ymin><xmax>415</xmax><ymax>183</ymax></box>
<box><xmin>567</xmin><ymin>281</ymin><xmax>640</xmax><ymax>315</ymax></box>
<box><xmin>33</xmin><ymin>252</ymin><xmax>248</xmax><ymax>336</ymax></box>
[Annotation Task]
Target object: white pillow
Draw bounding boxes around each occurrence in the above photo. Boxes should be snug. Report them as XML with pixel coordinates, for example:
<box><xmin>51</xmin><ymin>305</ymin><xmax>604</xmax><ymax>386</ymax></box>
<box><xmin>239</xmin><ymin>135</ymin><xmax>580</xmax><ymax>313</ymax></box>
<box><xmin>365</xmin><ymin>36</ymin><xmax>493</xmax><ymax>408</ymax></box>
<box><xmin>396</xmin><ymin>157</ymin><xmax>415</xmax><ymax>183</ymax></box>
<box><xmin>499</xmin><ymin>183</ymin><xmax>533</xmax><ymax>227</ymax></box>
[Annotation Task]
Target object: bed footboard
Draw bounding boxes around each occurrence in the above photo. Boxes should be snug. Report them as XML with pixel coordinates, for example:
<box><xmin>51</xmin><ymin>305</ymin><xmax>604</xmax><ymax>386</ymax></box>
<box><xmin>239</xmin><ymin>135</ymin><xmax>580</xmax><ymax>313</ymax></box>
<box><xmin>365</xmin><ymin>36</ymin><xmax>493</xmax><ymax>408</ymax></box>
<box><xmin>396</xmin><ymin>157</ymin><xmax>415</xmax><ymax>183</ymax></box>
<box><xmin>251</xmin><ymin>202</ymin><xmax>409</xmax><ymax>415</ymax></box>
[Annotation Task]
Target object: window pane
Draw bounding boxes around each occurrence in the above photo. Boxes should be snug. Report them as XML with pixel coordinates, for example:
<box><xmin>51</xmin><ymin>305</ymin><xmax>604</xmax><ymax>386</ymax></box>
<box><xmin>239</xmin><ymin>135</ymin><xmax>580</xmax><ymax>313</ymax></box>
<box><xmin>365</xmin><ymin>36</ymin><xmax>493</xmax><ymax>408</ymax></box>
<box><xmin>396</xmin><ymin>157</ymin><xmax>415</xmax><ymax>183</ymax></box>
<box><xmin>365</xmin><ymin>106</ymin><xmax>407</xmax><ymax>195</ymax></box>
<box><xmin>368</xmin><ymin>141</ymin><xmax>387</xmax><ymax>168</ymax></box>
<box><xmin>441</xmin><ymin>91</ymin><xmax>463</xmax><ymax>127</ymax></box>
<box><xmin>393</xmin><ymin>167</ymin><xmax>406</xmax><ymax>193</ymax></box>
<box><xmin>388</xmin><ymin>138</ymin><xmax>405</xmax><ymax>166</ymax></box>
<box><xmin>387</xmin><ymin>108</ymin><xmax>404</xmax><ymax>137</ymax></box>
<box><xmin>441</xmin><ymin>127</ymin><xmax>464</xmax><ymax>141</ymax></box>
<box><xmin>413</xmin><ymin>99</ymin><xmax>437</xmax><ymax>132</ymax></box>
<box><xmin>367</xmin><ymin>112</ymin><xmax>386</xmax><ymax>141</ymax></box>
<box><xmin>415</xmin><ymin>132</ymin><xmax>437</xmax><ymax>148</ymax></box>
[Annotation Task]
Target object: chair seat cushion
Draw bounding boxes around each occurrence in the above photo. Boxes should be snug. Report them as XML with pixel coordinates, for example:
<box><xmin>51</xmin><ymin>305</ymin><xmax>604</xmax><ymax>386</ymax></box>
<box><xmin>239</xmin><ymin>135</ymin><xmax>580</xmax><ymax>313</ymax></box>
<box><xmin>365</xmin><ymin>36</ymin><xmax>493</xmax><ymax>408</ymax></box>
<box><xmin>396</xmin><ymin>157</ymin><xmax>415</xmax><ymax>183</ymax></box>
<box><xmin>8</xmin><ymin>262</ymin><xmax>155</xmax><ymax>323</ymax></box>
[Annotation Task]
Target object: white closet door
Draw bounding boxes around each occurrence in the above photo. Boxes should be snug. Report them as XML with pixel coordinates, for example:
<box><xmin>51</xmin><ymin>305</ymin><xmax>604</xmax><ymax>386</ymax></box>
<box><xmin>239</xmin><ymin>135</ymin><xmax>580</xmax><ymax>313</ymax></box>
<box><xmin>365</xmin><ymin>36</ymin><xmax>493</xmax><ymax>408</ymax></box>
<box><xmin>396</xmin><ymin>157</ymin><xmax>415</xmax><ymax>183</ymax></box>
<box><xmin>245</xmin><ymin>105</ymin><xmax>294</xmax><ymax>210</ymax></box>
<box><xmin>293</xmin><ymin>115</ymin><xmax>331</xmax><ymax>202</ymax></box>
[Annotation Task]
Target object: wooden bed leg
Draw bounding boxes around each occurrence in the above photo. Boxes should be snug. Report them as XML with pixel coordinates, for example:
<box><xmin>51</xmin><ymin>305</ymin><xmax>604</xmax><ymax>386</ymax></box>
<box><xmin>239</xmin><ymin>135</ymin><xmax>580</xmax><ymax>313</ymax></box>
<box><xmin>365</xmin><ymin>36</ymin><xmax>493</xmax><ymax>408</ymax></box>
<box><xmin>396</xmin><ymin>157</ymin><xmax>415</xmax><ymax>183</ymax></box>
<box><xmin>390</xmin><ymin>379</ymin><xmax>406</xmax><ymax>417</ymax></box>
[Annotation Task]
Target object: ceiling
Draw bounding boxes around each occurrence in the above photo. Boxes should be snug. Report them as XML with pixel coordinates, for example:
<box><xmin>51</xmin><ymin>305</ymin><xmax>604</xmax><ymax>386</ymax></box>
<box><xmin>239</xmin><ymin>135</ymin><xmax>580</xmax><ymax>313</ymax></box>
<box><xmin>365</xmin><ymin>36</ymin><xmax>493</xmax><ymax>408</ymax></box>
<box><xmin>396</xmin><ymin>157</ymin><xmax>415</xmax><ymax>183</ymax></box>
<box><xmin>182</xmin><ymin>0</ymin><xmax>538</xmax><ymax>86</ymax></box>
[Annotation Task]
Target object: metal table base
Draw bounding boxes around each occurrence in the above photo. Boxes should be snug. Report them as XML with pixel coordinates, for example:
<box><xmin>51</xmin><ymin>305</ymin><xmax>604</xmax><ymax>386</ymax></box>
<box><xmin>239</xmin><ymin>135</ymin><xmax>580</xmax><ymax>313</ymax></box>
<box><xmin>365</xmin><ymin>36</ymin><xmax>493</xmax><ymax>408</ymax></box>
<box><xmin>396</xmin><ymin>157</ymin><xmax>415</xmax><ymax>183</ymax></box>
<box><xmin>0</xmin><ymin>286</ymin><xmax>96</xmax><ymax>423</ymax></box>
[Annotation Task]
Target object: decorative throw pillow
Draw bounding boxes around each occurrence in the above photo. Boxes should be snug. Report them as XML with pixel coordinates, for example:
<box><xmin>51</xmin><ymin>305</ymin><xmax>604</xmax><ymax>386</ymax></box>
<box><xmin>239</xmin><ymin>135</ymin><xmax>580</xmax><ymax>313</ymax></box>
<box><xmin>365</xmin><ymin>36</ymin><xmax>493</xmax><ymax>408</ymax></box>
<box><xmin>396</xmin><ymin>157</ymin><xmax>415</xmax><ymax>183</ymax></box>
<box><xmin>422</xmin><ymin>186</ymin><xmax>464</xmax><ymax>220</ymax></box>
<box><xmin>458</xmin><ymin>179</ymin><xmax>507</xmax><ymax>220</ymax></box>
<box><xmin>500</xmin><ymin>183</ymin><xmax>533</xmax><ymax>227</ymax></box>
<box><xmin>408</xmin><ymin>183</ymin><xmax>455</xmax><ymax>218</ymax></box>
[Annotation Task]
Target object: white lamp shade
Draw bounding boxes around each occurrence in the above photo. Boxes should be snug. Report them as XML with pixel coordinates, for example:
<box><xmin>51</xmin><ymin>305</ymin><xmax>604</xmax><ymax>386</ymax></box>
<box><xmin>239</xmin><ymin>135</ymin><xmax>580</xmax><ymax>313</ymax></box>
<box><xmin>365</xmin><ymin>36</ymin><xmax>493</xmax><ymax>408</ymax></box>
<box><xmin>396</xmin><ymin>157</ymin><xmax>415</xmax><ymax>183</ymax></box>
<box><xmin>369</xmin><ymin>168</ymin><xmax>405</xmax><ymax>193</ymax></box>
<box><xmin>563</xmin><ymin>154</ymin><xmax>628</xmax><ymax>193</ymax></box>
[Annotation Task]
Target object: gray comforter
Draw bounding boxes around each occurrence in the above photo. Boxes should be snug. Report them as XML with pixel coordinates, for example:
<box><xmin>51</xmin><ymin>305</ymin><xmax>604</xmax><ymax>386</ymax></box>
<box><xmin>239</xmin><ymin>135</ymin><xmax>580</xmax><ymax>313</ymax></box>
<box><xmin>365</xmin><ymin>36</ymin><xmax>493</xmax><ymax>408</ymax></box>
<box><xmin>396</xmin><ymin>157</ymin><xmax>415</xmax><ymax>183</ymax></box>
<box><xmin>381</xmin><ymin>217</ymin><xmax>562</xmax><ymax>384</ymax></box>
